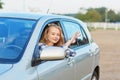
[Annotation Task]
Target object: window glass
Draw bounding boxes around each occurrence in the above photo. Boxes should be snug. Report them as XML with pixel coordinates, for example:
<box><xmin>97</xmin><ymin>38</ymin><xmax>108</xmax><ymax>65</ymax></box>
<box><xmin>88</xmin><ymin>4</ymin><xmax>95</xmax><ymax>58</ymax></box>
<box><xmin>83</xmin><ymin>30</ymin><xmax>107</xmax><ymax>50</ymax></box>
<box><xmin>62</xmin><ymin>21</ymin><xmax>82</xmax><ymax>40</ymax></box>
<box><xmin>0</xmin><ymin>18</ymin><xmax>36</xmax><ymax>63</ymax></box>
<box><xmin>80</xmin><ymin>27</ymin><xmax>89</xmax><ymax>44</ymax></box>
<box><xmin>62</xmin><ymin>21</ymin><xmax>89</xmax><ymax>47</ymax></box>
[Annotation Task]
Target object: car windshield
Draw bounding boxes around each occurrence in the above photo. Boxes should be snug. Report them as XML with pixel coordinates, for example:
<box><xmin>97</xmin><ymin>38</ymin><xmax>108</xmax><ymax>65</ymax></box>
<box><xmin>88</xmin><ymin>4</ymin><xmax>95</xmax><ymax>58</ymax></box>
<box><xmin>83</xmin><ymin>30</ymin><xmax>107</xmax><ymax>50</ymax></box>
<box><xmin>0</xmin><ymin>18</ymin><xmax>36</xmax><ymax>63</ymax></box>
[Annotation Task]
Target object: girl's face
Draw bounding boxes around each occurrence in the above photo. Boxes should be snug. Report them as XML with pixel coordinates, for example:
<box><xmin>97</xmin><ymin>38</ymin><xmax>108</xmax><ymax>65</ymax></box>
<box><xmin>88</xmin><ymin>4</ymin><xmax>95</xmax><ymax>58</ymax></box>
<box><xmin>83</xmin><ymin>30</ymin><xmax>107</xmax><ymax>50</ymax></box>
<box><xmin>46</xmin><ymin>26</ymin><xmax>60</xmax><ymax>46</ymax></box>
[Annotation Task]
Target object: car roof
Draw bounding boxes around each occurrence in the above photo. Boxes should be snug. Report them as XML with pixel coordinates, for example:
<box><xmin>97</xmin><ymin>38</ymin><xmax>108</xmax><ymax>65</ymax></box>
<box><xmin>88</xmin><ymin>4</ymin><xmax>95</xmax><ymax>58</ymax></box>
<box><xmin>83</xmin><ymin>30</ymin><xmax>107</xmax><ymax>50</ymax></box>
<box><xmin>0</xmin><ymin>12</ymin><xmax>75</xmax><ymax>20</ymax></box>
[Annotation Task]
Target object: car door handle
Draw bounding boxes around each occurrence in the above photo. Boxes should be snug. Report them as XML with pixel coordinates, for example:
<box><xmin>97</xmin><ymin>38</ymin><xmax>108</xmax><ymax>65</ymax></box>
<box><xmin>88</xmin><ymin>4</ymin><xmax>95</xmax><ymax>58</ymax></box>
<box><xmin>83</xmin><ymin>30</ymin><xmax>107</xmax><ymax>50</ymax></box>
<box><xmin>95</xmin><ymin>48</ymin><xmax>99</xmax><ymax>52</ymax></box>
<box><xmin>89</xmin><ymin>49</ymin><xmax>93</xmax><ymax>56</ymax></box>
<box><xmin>67</xmin><ymin>57</ymin><xmax>74</xmax><ymax>65</ymax></box>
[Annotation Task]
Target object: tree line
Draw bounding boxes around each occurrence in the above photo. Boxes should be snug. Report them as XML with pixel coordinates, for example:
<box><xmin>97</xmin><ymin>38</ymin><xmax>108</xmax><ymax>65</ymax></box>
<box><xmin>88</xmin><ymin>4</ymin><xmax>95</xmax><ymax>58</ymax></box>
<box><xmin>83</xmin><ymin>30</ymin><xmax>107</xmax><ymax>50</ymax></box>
<box><xmin>65</xmin><ymin>7</ymin><xmax>120</xmax><ymax>22</ymax></box>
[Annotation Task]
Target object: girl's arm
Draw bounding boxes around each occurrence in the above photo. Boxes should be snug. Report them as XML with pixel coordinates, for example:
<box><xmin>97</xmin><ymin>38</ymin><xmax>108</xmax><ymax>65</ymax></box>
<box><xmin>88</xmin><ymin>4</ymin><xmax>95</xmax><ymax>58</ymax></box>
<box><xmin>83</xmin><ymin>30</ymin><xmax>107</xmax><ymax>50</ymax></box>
<box><xmin>64</xmin><ymin>32</ymin><xmax>80</xmax><ymax>48</ymax></box>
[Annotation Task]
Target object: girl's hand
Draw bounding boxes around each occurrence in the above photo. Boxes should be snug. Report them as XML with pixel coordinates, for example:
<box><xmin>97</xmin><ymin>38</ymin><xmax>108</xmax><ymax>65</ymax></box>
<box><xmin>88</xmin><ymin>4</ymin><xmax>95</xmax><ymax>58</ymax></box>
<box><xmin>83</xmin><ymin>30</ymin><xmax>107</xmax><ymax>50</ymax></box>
<box><xmin>71</xmin><ymin>32</ymin><xmax>80</xmax><ymax>43</ymax></box>
<box><xmin>65</xmin><ymin>32</ymin><xmax>80</xmax><ymax>48</ymax></box>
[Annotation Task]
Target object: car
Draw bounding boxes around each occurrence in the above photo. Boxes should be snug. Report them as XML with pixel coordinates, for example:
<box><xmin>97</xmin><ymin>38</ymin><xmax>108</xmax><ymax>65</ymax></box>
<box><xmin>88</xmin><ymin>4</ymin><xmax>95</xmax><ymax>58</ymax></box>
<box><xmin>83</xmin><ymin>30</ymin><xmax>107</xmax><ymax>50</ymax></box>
<box><xmin>0</xmin><ymin>12</ymin><xmax>100</xmax><ymax>80</ymax></box>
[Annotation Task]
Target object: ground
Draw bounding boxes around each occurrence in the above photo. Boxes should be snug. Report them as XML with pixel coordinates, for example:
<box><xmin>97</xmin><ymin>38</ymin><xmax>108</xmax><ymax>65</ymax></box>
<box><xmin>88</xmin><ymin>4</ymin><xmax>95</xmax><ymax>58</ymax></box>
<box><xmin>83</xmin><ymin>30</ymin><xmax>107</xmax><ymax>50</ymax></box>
<box><xmin>91</xmin><ymin>30</ymin><xmax>120</xmax><ymax>80</ymax></box>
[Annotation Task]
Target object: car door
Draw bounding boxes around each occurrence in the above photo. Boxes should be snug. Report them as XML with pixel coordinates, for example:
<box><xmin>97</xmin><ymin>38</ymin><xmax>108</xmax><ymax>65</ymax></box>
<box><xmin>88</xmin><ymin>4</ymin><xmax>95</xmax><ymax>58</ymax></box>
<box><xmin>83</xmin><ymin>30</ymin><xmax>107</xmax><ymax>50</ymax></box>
<box><xmin>61</xmin><ymin>20</ymin><xmax>94</xmax><ymax>80</ymax></box>
<box><xmin>34</xmin><ymin>20</ymin><xmax>75</xmax><ymax>80</ymax></box>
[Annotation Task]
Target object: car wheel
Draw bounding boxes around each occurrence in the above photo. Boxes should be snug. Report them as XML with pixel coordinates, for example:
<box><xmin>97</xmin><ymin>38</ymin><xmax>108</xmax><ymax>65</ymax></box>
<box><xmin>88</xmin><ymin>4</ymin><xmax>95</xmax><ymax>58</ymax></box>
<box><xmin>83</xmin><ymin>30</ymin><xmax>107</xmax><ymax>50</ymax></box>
<box><xmin>91</xmin><ymin>71</ymin><xmax>99</xmax><ymax>80</ymax></box>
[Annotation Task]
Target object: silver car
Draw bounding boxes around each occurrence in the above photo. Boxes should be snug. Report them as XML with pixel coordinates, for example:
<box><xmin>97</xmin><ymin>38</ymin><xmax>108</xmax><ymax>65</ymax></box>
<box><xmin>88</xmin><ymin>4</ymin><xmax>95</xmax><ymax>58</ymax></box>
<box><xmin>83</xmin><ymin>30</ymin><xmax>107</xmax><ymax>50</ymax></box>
<box><xmin>0</xmin><ymin>12</ymin><xmax>100</xmax><ymax>80</ymax></box>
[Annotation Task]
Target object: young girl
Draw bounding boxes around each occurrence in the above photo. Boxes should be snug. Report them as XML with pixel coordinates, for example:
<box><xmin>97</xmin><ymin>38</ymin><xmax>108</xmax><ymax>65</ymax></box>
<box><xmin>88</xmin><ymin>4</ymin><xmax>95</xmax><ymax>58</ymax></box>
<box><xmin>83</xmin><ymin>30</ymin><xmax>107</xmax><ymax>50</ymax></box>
<box><xmin>38</xmin><ymin>23</ymin><xmax>80</xmax><ymax>58</ymax></box>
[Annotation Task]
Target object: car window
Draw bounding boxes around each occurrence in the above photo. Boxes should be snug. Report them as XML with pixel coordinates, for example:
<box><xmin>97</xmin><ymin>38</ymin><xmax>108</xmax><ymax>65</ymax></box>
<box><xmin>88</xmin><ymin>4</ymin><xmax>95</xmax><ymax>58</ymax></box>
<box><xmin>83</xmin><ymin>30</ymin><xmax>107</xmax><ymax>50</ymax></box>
<box><xmin>0</xmin><ymin>18</ymin><xmax>36</xmax><ymax>63</ymax></box>
<box><xmin>62</xmin><ymin>21</ymin><xmax>89</xmax><ymax>48</ymax></box>
<box><xmin>34</xmin><ymin>21</ymin><xmax>64</xmax><ymax>65</ymax></box>
<box><xmin>40</xmin><ymin>21</ymin><xmax>64</xmax><ymax>43</ymax></box>
<box><xmin>79</xmin><ymin>26</ymin><xmax>89</xmax><ymax>45</ymax></box>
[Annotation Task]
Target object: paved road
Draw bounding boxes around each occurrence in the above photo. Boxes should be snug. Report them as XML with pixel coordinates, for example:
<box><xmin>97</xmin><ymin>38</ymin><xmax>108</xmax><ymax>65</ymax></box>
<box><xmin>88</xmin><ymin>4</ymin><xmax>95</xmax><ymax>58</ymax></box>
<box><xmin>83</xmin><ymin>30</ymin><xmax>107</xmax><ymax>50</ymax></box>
<box><xmin>91</xmin><ymin>30</ymin><xmax>120</xmax><ymax>80</ymax></box>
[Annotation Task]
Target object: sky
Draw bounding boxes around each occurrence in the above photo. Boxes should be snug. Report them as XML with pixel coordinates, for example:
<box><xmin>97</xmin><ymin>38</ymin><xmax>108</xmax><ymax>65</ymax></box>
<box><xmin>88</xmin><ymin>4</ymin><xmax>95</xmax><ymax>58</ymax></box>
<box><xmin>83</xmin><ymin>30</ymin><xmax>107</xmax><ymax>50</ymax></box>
<box><xmin>1</xmin><ymin>0</ymin><xmax>120</xmax><ymax>14</ymax></box>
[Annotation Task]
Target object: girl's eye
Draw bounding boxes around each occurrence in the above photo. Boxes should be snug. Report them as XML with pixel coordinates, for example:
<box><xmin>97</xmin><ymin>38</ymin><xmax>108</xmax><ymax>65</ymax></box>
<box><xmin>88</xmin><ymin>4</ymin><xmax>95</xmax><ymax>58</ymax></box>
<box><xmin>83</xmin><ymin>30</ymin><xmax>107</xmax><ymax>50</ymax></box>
<box><xmin>57</xmin><ymin>34</ymin><xmax>60</xmax><ymax>36</ymax></box>
<box><xmin>52</xmin><ymin>33</ymin><xmax>55</xmax><ymax>35</ymax></box>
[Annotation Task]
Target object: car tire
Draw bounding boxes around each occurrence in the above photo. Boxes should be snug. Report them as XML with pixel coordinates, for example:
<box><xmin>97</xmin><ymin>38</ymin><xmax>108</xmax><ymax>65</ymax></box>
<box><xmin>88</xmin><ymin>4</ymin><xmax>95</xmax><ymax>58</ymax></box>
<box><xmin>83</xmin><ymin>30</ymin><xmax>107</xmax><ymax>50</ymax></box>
<box><xmin>91</xmin><ymin>71</ymin><xmax>99</xmax><ymax>80</ymax></box>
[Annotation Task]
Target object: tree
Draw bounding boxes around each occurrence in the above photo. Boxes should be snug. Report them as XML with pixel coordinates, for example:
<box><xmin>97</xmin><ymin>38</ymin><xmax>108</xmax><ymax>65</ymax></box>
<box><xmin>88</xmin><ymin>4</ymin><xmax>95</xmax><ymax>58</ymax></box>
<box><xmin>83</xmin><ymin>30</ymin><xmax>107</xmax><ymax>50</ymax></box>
<box><xmin>67</xmin><ymin>7</ymin><xmax>120</xmax><ymax>22</ymax></box>
<box><xmin>0</xmin><ymin>0</ymin><xmax>4</xmax><ymax>9</ymax></box>
<box><xmin>75</xmin><ymin>13</ymin><xmax>86</xmax><ymax>21</ymax></box>
<box><xmin>107</xmin><ymin>9</ymin><xmax>116</xmax><ymax>22</ymax></box>
<box><xmin>116</xmin><ymin>12</ymin><xmax>120</xmax><ymax>22</ymax></box>
<box><xmin>85</xmin><ymin>9</ymin><xmax>102</xmax><ymax>22</ymax></box>
<box><xmin>94</xmin><ymin>7</ymin><xmax>107</xmax><ymax>22</ymax></box>
<box><xmin>75</xmin><ymin>8</ymin><xmax>102</xmax><ymax>22</ymax></box>
<box><xmin>75</xmin><ymin>8</ymin><xmax>87</xmax><ymax>21</ymax></box>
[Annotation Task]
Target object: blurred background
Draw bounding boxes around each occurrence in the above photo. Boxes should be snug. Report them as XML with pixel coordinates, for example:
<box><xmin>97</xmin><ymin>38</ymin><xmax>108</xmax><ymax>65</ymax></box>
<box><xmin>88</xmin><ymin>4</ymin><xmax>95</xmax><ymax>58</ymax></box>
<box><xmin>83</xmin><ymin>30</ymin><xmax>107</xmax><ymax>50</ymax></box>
<box><xmin>0</xmin><ymin>0</ymin><xmax>120</xmax><ymax>30</ymax></box>
<box><xmin>0</xmin><ymin>0</ymin><xmax>120</xmax><ymax>80</ymax></box>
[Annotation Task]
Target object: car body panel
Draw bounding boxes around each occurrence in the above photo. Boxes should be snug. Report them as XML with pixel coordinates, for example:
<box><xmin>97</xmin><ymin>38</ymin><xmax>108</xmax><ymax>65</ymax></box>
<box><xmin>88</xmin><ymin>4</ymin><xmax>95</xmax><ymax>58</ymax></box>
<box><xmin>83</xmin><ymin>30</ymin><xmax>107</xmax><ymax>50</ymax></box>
<box><xmin>0</xmin><ymin>64</ymin><xmax>13</xmax><ymax>74</ymax></box>
<box><xmin>0</xmin><ymin>12</ymin><xmax>100</xmax><ymax>80</ymax></box>
<box><xmin>74</xmin><ymin>45</ymin><xmax>93</xmax><ymax>80</ymax></box>
<box><xmin>37</xmin><ymin>59</ymin><xmax>75</xmax><ymax>80</ymax></box>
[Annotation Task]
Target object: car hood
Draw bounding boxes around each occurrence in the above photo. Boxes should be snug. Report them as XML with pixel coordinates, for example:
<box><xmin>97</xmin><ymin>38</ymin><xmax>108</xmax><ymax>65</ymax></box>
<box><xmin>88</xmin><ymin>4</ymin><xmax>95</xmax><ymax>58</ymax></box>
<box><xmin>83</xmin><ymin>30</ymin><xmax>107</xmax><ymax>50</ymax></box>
<box><xmin>0</xmin><ymin>64</ymin><xmax>13</xmax><ymax>74</ymax></box>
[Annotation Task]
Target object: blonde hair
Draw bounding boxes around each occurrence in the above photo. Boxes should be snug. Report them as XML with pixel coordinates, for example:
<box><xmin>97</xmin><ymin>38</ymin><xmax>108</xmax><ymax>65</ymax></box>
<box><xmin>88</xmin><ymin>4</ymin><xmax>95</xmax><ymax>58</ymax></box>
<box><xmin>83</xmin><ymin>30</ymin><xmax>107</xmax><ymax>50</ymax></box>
<box><xmin>40</xmin><ymin>23</ymin><xmax>64</xmax><ymax>46</ymax></box>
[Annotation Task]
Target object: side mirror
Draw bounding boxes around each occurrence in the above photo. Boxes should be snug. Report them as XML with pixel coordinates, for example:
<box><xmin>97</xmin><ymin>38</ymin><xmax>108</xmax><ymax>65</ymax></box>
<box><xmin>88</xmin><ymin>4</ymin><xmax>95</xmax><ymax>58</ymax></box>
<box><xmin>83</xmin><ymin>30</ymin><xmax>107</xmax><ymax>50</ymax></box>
<box><xmin>40</xmin><ymin>46</ymin><xmax>66</xmax><ymax>60</ymax></box>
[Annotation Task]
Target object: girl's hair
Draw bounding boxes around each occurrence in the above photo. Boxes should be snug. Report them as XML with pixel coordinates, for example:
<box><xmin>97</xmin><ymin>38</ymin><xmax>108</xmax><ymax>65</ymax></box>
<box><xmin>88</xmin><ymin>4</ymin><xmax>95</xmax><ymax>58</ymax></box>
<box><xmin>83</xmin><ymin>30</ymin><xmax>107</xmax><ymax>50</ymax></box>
<box><xmin>40</xmin><ymin>23</ymin><xmax>64</xmax><ymax>46</ymax></box>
